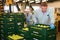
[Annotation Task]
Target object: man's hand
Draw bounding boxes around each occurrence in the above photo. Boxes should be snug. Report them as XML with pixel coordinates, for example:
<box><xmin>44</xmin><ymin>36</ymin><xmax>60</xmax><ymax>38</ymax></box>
<box><xmin>50</xmin><ymin>24</ymin><xmax>55</xmax><ymax>29</ymax></box>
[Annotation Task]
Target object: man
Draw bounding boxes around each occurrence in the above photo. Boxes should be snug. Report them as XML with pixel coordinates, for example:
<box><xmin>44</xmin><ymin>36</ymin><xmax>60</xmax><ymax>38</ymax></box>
<box><xmin>24</xmin><ymin>6</ymin><xmax>33</xmax><ymax>25</ymax></box>
<box><xmin>32</xmin><ymin>2</ymin><xmax>55</xmax><ymax>29</ymax></box>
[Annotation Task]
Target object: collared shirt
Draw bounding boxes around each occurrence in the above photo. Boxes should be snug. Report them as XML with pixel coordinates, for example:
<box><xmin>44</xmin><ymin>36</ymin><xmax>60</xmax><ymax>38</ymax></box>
<box><xmin>24</xmin><ymin>13</ymin><xmax>32</xmax><ymax>21</ymax></box>
<box><xmin>32</xmin><ymin>7</ymin><xmax>55</xmax><ymax>25</ymax></box>
<box><xmin>24</xmin><ymin>13</ymin><xmax>33</xmax><ymax>25</ymax></box>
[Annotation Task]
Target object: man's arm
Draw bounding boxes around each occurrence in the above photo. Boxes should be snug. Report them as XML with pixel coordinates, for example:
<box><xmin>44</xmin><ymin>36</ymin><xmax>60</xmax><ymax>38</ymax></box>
<box><xmin>32</xmin><ymin>11</ymin><xmax>37</xmax><ymax>25</ymax></box>
<box><xmin>49</xmin><ymin>7</ymin><xmax>55</xmax><ymax>29</ymax></box>
<box><xmin>49</xmin><ymin>7</ymin><xmax>55</xmax><ymax>24</ymax></box>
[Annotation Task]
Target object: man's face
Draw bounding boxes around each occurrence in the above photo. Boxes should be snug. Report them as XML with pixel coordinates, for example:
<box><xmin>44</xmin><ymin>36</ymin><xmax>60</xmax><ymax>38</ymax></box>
<box><xmin>41</xmin><ymin>6</ymin><xmax>47</xmax><ymax>13</ymax></box>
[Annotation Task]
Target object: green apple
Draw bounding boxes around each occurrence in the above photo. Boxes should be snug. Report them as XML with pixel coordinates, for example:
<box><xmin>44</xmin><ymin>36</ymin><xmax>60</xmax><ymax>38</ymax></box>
<box><xmin>40</xmin><ymin>25</ymin><xmax>43</xmax><ymax>27</ymax></box>
<box><xmin>38</xmin><ymin>25</ymin><xmax>40</xmax><ymax>27</ymax></box>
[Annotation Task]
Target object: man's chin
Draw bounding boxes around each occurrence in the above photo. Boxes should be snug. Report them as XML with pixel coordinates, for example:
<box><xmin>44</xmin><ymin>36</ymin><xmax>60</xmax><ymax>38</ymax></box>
<box><xmin>42</xmin><ymin>11</ymin><xmax>46</xmax><ymax>13</ymax></box>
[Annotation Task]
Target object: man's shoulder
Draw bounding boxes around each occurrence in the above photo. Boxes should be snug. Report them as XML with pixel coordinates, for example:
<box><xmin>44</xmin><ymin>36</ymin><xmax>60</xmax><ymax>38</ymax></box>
<box><xmin>47</xmin><ymin>7</ymin><xmax>55</xmax><ymax>12</ymax></box>
<box><xmin>48</xmin><ymin>7</ymin><xmax>54</xmax><ymax>10</ymax></box>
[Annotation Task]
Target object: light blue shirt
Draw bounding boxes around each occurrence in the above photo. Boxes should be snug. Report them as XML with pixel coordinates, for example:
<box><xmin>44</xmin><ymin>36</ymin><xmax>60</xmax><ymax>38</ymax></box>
<box><xmin>32</xmin><ymin>7</ymin><xmax>55</xmax><ymax>25</ymax></box>
<box><xmin>24</xmin><ymin>13</ymin><xmax>33</xmax><ymax>25</ymax></box>
<box><xmin>24</xmin><ymin>13</ymin><xmax>32</xmax><ymax>21</ymax></box>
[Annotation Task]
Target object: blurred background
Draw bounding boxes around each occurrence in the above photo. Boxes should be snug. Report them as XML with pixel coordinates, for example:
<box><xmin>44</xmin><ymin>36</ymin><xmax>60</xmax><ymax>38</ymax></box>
<box><xmin>0</xmin><ymin>0</ymin><xmax>60</xmax><ymax>40</ymax></box>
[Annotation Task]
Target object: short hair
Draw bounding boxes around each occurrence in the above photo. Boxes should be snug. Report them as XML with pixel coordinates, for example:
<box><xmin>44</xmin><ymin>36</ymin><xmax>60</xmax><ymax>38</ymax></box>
<box><xmin>40</xmin><ymin>2</ymin><xmax>48</xmax><ymax>6</ymax></box>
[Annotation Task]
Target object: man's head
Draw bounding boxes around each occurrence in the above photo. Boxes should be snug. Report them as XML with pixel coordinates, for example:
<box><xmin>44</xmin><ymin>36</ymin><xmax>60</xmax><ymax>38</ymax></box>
<box><xmin>24</xmin><ymin>6</ymin><xmax>31</xmax><ymax>14</ymax></box>
<box><xmin>40</xmin><ymin>2</ymin><xmax>48</xmax><ymax>13</ymax></box>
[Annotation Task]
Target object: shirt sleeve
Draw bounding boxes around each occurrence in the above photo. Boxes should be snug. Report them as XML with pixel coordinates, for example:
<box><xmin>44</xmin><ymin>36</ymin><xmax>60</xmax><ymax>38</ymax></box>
<box><xmin>49</xmin><ymin>7</ymin><xmax>55</xmax><ymax>24</ymax></box>
<box><xmin>32</xmin><ymin>11</ymin><xmax>37</xmax><ymax>24</ymax></box>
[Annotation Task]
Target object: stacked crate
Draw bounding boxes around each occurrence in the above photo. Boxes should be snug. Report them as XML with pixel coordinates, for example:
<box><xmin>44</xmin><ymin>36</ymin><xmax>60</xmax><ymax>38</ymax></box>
<box><xmin>0</xmin><ymin>13</ymin><xmax>56</xmax><ymax>40</ymax></box>
<box><xmin>18</xmin><ymin>27</ymin><xmax>32</xmax><ymax>40</ymax></box>
<box><xmin>0</xmin><ymin>13</ymin><xmax>26</xmax><ymax>40</ymax></box>
<box><xmin>0</xmin><ymin>14</ymin><xmax>8</xmax><ymax>40</ymax></box>
<box><xmin>29</xmin><ymin>24</ymin><xmax>56</xmax><ymax>40</ymax></box>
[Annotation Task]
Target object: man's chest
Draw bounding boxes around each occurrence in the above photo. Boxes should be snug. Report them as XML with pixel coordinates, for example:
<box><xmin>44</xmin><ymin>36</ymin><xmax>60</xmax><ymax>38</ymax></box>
<box><xmin>36</xmin><ymin>12</ymin><xmax>50</xmax><ymax>19</ymax></box>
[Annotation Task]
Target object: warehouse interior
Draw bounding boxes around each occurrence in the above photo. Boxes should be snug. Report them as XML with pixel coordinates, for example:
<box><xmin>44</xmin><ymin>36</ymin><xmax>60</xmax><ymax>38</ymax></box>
<box><xmin>0</xmin><ymin>0</ymin><xmax>60</xmax><ymax>40</ymax></box>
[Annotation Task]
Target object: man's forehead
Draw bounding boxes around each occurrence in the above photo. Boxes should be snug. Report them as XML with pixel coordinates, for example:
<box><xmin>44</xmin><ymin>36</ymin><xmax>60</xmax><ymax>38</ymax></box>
<box><xmin>41</xmin><ymin>6</ymin><xmax>47</xmax><ymax>8</ymax></box>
